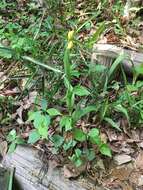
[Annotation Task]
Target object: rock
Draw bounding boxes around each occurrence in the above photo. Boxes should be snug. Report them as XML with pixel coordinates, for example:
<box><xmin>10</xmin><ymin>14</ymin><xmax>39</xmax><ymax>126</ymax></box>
<box><xmin>138</xmin><ymin>175</ymin><xmax>143</xmax><ymax>186</ymax></box>
<box><xmin>114</xmin><ymin>154</ymin><xmax>132</xmax><ymax>165</ymax></box>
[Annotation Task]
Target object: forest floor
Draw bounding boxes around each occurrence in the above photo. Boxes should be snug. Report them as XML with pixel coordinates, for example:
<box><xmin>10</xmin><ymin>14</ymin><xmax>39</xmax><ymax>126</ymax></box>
<box><xmin>0</xmin><ymin>1</ymin><xmax>143</xmax><ymax>189</ymax></box>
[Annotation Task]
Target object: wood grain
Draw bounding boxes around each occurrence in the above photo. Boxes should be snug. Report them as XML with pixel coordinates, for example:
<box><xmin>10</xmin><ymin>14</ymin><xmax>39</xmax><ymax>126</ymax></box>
<box><xmin>2</xmin><ymin>146</ymin><xmax>91</xmax><ymax>190</ymax></box>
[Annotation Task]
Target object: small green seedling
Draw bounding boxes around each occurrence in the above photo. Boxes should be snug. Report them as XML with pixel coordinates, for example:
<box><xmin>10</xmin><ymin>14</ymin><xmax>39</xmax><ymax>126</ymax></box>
<box><xmin>7</xmin><ymin>129</ymin><xmax>24</xmax><ymax>153</ymax></box>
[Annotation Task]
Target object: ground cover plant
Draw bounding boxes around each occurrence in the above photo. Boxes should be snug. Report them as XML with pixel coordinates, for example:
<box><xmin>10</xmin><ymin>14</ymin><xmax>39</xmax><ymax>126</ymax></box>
<box><xmin>0</xmin><ymin>0</ymin><xmax>143</xmax><ymax>180</ymax></box>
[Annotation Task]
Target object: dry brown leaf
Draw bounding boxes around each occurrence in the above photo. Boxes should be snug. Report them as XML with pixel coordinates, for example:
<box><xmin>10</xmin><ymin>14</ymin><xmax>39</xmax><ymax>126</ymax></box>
<box><xmin>106</xmin><ymin>129</ymin><xmax>118</xmax><ymax>142</ymax></box>
<box><xmin>110</xmin><ymin>166</ymin><xmax>132</xmax><ymax>181</ymax></box>
<box><xmin>121</xmin><ymin>182</ymin><xmax>133</xmax><ymax>190</ymax></box>
<box><xmin>0</xmin><ymin>141</ymin><xmax>8</xmax><ymax>157</ymax></box>
<box><xmin>135</xmin><ymin>151</ymin><xmax>143</xmax><ymax>170</ymax></box>
<box><xmin>23</xmin><ymin>91</ymin><xmax>37</xmax><ymax>109</ymax></box>
<box><xmin>105</xmin><ymin>31</ymin><xmax>120</xmax><ymax>43</ymax></box>
<box><xmin>63</xmin><ymin>163</ymin><xmax>86</xmax><ymax>179</ymax></box>
<box><xmin>129</xmin><ymin>171</ymin><xmax>140</xmax><ymax>185</ymax></box>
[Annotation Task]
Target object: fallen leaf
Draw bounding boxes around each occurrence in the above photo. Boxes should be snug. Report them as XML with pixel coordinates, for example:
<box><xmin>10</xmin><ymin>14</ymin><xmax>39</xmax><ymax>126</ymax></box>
<box><xmin>135</xmin><ymin>151</ymin><xmax>143</xmax><ymax>170</ymax></box>
<box><xmin>63</xmin><ymin>163</ymin><xmax>86</xmax><ymax>178</ymax></box>
<box><xmin>111</xmin><ymin>166</ymin><xmax>132</xmax><ymax>181</ymax></box>
<box><xmin>106</xmin><ymin>129</ymin><xmax>118</xmax><ymax>142</ymax></box>
<box><xmin>0</xmin><ymin>141</ymin><xmax>8</xmax><ymax>157</ymax></box>
<box><xmin>121</xmin><ymin>182</ymin><xmax>133</xmax><ymax>190</ymax></box>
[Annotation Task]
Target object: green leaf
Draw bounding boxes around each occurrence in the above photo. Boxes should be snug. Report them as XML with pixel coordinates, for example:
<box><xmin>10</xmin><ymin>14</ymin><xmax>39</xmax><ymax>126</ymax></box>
<box><xmin>74</xmin><ymin>158</ymin><xmax>83</xmax><ymax>167</ymax></box>
<box><xmin>22</xmin><ymin>55</ymin><xmax>62</xmax><ymax>73</ymax></box>
<box><xmin>88</xmin><ymin>128</ymin><xmax>99</xmax><ymax>138</ymax></box>
<box><xmin>69</xmin><ymin>149</ymin><xmax>83</xmax><ymax>167</ymax></box>
<box><xmin>44</xmin><ymin>114</ymin><xmax>51</xmax><ymax>126</ymax></box>
<box><xmin>63</xmin><ymin>140</ymin><xmax>77</xmax><ymax>151</ymax></box>
<box><xmin>51</xmin><ymin>135</ymin><xmax>64</xmax><ymax>147</ymax></box>
<box><xmin>47</xmin><ymin>108</ymin><xmax>61</xmax><ymax>116</ymax></box>
<box><xmin>73</xmin><ymin>85</ymin><xmax>90</xmax><ymax>96</ymax></box>
<box><xmin>38</xmin><ymin>126</ymin><xmax>48</xmax><ymax>139</ymax></box>
<box><xmin>85</xmin><ymin>22</ymin><xmax>92</xmax><ymax>30</ymax></box>
<box><xmin>108</xmin><ymin>53</ymin><xmax>127</xmax><ymax>79</ymax></box>
<box><xmin>60</xmin><ymin>116</ymin><xmax>72</xmax><ymax>131</ymax></box>
<box><xmin>114</xmin><ymin>104</ymin><xmax>129</xmax><ymax>121</ymax></box>
<box><xmin>72</xmin><ymin>105</ymin><xmax>98</xmax><ymax>123</ymax></box>
<box><xmin>8</xmin><ymin>142</ymin><xmax>16</xmax><ymax>153</ymax></box>
<box><xmin>89</xmin><ymin>64</ymin><xmax>107</xmax><ymax>73</ymax></box>
<box><xmin>41</xmin><ymin>99</ymin><xmax>48</xmax><ymax>111</ymax></box>
<box><xmin>0</xmin><ymin>47</ymin><xmax>12</xmax><ymax>58</ymax></box>
<box><xmin>15</xmin><ymin>137</ymin><xmax>25</xmax><ymax>145</ymax></box>
<box><xmin>33</xmin><ymin>114</ymin><xmax>50</xmax><ymax>129</ymax></box>
<box><xmin>28</xmin><ymin>111</ymin><xmax>41</xmax><ymax>121</ymax></box>
<box><xmin>85</xmin><ymin>149</ymin><xmax>95</xmax><ymax>161</ymax></box>
<box><xmin>75</xmin><ymin>148</ymin><xmax>82</xmax><ymax>157</ymax></box>
<box><xmin>69</xmin><ymin>154</ymin><xmax>83</xmax><ymax>167</ymax></box>
<box><xmin>104</xmin><ymin>117</ymin><xmax>122</xmax><ymax>131</ymax></box>
<box><xmin>87</xmin><ymin>22</ymin><xmax>105</xmax><ymax>48</ymax></box>
<box><xmin>126</xmin><ymin>84</ymin><xmax>138</xmax><ymax>92</ymax></box>
<box><xmin>7</xmin><ymin>129</ymin><xmax>17</xmax><ymax>142</ymax></box>
<box><xmin>134</xmin><ymin>64</ymin><xmax>143</xmax><ymax>75</ymax></box>
<box><xmin>100</xmin><ymin>99</ymin><xmax>109</xmax><ymax>121</ymax></box>
<box><xmin>100</xmin><ymin>144</ymin><xmax>112</xmax><ymax>157</ymax></box>
<box><xmin>28</xmin><ymin>130</ymin><xmax>41</xmax><ymax>144</ymax></box>
<box><xmin>88</xmin><ymin>128</ymin><xmax>101</xmax><ymax>145</ymax></box>
<box><xmin>73</xmin><ymin>128</ymin><xmax>86</xmax><ymax>142</ymax></box>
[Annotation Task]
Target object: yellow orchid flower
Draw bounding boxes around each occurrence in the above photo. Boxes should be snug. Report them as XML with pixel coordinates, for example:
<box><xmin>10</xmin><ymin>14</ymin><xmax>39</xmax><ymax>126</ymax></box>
<box><xmin>68</xmin><ymin>30</ymin><xmax>74</xmax><ymax>41</ymax></box>
<box><xmin>67</xmin><ymin>41</ymin><xmax>73</xmax><ymax>49</ymax></box>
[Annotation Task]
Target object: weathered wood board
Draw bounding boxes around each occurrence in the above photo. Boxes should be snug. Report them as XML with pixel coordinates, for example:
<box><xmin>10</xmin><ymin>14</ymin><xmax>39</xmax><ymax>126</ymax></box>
<box><xmin>2</xmin><ymin>146</ymin><xmax>93</xmax><ymax>190</ymax></box>
<box><xmin>92</xmin><ymin>44</ymin><xmax>143</xmax><ymax>75</ymax></box>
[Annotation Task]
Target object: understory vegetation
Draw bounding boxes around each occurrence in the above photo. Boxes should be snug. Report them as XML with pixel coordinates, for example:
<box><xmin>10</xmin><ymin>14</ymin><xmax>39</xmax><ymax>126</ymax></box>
<box><xmin>0</xmin><ymin>0</ymin><xmax>143</xmax><ymax>167</ymax></box>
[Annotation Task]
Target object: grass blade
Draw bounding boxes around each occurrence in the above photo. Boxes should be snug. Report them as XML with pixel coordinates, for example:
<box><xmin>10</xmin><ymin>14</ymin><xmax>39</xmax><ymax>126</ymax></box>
<box><xmin>108</xmin><ymin>53</ymin><xmax>127</xmax><ymax>79</ymax></box>
<box><xmin>104</xmin><ymin>117</ymin><xmax>122</xmax><ymax>131</ymax></box>
<box><xmin>22</xmin><ymin>56</ymin><xmax>62</xmax><ymax>73</ymax></box>
<box><xmin>87</xmin><ymin>22</ymin><xmax>105</xmax><ymax>48</ymax></box>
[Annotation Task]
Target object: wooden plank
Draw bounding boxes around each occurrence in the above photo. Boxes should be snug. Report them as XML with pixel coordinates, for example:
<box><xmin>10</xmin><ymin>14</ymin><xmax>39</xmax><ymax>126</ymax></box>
<box><xmin>2</xmin><ymin>146</ymin><xmax>92</xmax><ymax>190</ymax></box>
<box><xmin>92</xmin><ymin>44</ymin><xmax>143</xmax><ymax>75</ymax></box>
